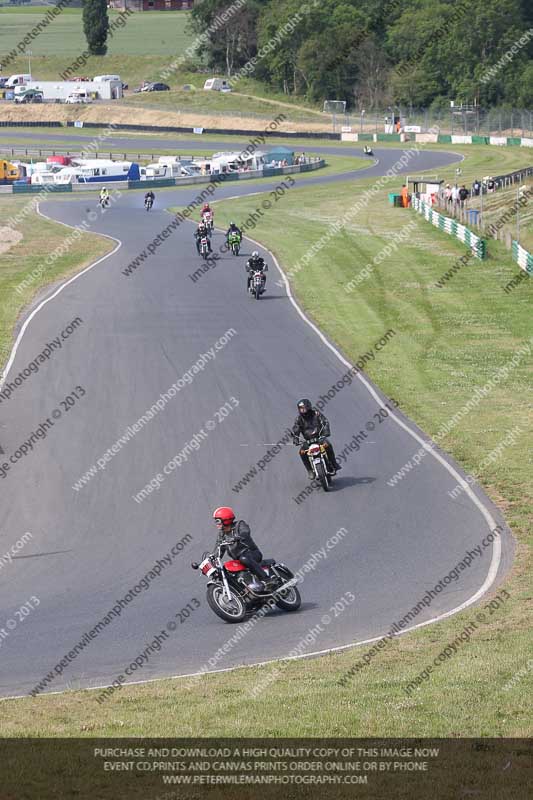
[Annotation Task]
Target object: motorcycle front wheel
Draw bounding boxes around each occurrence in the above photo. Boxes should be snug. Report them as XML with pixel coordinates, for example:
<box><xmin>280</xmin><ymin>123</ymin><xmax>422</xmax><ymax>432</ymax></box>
<box><xmin>207</xmin><ymin>584</ymin><xmax>247</xmax><ymax>623</ymax></box>
<box><xmin>255</xmin><ymin>283</ymin><xmax>261</xmax><ymax>300</ymax></box>
<box><xmin>275</xmin><ymin>585</ymin><xmax>301</xmax><ymax>612</ymax></box>
<box><xmin>315</xmin><ymin>460</ymin><xmax>329</xmax><ymax>491</ymax></box>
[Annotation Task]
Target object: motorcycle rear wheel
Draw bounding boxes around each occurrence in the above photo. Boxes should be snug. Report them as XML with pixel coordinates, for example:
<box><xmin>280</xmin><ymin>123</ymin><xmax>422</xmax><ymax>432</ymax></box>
<box><xmin>207</xmin><ymin>584</ymin><xmax>247</xmax><ymax>623</ymax></box>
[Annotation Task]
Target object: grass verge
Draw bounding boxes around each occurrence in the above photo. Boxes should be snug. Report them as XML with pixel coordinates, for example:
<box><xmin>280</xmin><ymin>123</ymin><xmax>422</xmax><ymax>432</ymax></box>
<box><xmin>0</xmin><ymin>143</ymin><xmax>531</xmax><ymax>736</ymax></box>
<box><xmin>0</xmin><ymin>198</ymin><xmax>113</xmax><ymax>367</ymax></box>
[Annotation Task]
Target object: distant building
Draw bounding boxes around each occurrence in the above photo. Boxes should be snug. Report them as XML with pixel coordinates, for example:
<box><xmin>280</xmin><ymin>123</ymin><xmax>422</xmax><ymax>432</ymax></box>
<box><xmin>109</xmin><ymin>0</ymin><xmax>193</xmax><ymax>9</ymax></box>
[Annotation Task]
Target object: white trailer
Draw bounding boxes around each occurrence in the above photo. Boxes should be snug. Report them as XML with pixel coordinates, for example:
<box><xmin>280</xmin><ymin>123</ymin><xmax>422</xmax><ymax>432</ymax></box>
<box><xmin>18</xmin><ymin>80</ymin><xmax>123</xmax><ymax>101</ymax></box>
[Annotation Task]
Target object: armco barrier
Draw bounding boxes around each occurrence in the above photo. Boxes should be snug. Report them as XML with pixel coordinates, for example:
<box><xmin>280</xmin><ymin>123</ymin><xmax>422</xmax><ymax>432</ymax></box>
<box><xmin>512</xmin><ymin>240</ymin><xmax>533</xmax><ymax>273</ymax></box>
<box><xmin>64</xmin><ymin>120</ymin><xmax>340</xmax><ymax>140</ymax></box>
<box><xmin>412</xmin><ymin>197</ymin><xmax>486</xmax><ymax>259</ymax></box>
<box><xmin>13</xmin><ymin>183</ymin><xmax>72</xmax><ymax>193</ymax></box>
<box><xmin>128</xmin><ymin>178</ymin><xmax>175</xmax><ymax>190</ymax></box>
<box><xmin>0</xmin><ymin>120</ymin><xmax>62</xmax><ymax>128</ymax></box>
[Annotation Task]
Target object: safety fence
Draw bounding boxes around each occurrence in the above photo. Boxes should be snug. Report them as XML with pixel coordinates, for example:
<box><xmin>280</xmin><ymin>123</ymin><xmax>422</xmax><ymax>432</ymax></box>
<box><xmin>512</xmin><ymin>241</ymin><xmax>533</xmax><ymax>274</ymax></box>
<box><xmin>411</xmin><ymin>197</ymin><xmax>487</xmax><ymax>259</ymax></box>
<box><xmin>342</xmin><ymin>132</ymin><xmax>533</xmax><ymax>149</ymax></box>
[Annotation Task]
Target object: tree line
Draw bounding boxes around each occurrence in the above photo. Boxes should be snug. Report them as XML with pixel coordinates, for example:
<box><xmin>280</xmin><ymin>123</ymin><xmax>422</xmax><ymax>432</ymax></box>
<box><xmin>189</xmin><ymin>0</ymin><xmax>533</xmax><ymax>109</ymax></box>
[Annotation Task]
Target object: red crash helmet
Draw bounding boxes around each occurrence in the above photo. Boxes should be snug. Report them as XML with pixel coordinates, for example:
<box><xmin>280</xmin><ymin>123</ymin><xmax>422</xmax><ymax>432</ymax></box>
<box><xmin>213</xmin><ymin>506</ymin><xmax>235</xmax><ymax>527</ymax></box>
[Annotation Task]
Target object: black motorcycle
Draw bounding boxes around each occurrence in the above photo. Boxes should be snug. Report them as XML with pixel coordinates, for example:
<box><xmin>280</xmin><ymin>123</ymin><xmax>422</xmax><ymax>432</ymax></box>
<box><xmin>192</xmin><ymin>540</ymin><xmax>301</xmax><ymax>623</ymax></box>
<box><xmin>145</xmin><ymin>196</ymin><xmax>153</xmax><ymax>211</ymax></box>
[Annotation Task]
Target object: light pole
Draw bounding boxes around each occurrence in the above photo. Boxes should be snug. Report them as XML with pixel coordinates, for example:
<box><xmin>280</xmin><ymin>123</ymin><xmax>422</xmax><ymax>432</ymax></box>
<box><xmin>360</xmin><ymin>109</ymin><xmax>365</xmax><ymax>133</ymax></box>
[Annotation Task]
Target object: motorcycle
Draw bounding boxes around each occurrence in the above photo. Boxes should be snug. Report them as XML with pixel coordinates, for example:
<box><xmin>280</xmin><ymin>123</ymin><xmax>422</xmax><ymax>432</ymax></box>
<box><xmin>199</xmin><ymin>235</ymin><xmax>211</xmax><ymax>260</ymax></box>
<box><xmin>228</xmin><ymin>231</ymin><xmax>241</xmax><ymax>256</ymax></box>
<box><xmin>99</xmin><ymin>195</ymin><xmax>110</xmax><ymax>209</ymax></box>
<box><xmin>202</xmin><ymin>211</ymin><xmax>214</xmax><ymax>234</ymax></box>
<box><xmin>249</xmin><ymin>270</ymin><xmax>265</xmax><ymax>300</ymax></box>
<box><xmin>363</xmin><ymin>147</ymin><xmax>374</xmax><ymax>157</ymax></box>
<box><xmin>192</xmin><ymin>540</ymin><xmax>301</xmax><ymax>623</ymax></box>
<box><xmin>145</xmin><ymin>196</ymin><xmax>153</xmax><ymax>211</ymax></box>
<box><xmin>300</xmin><ymin>431</ymin><xmax>336</xmax><ymax>491</ymax></box>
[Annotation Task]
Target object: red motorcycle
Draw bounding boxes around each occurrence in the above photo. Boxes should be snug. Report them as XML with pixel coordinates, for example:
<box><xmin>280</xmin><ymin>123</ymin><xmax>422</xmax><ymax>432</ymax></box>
<box><xmin>192</xmin><ymin>540</ymin><xmax>301</xmax><ymax>623</ymax></box>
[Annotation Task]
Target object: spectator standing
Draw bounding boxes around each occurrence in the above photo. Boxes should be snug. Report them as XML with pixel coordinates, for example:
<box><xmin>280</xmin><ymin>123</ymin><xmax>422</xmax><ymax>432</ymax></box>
<box><xmin>451</xmin><ymin>184</ymin><xmax>460</xmax><ymax>208</ymax></box>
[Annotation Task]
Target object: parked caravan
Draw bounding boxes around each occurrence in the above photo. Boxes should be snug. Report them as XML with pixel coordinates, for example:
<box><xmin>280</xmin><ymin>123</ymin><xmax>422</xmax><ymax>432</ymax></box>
<box><xmin>140</xmin><ymin>160</ymin><xmax>198</xmax><ymax>179</ymax></box>
<box><xmin>203</xmin><ymin>78</ymin><xmax>232</xmax><ymax>91</ymax></box>
<box><xmin>93</xmin><ymin>75</ymin><xmax>121</xmax><ymax>83</ymax></box>
<box><xmin>5</xmin><ymin>74</ymin><xmax>32</xmax><ymax>88</ymax></box>
<box><xmin>73</xmin><ymin>159</ymin><xmax>140</xmax><ymax>182</ymax></box>
<box><xmin>209</xmin><ymin>150</ymin><xmax>267</xmax><ymax>172</ymax></box>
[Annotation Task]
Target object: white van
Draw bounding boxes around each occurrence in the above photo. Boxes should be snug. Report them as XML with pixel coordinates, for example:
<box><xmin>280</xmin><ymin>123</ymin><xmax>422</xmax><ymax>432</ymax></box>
<box><xmin>6</xmin><ymin>74</ymin><xmax>32</xmax><ymax>88</ymax></box>
<box><xmin>203</xmin><ymin>78</ymin><xmax>232</xmax><ymax>92</ymax></box>
<box><xmin>65</xmin><ymin>90</ymin><xmax>92</xmax><ymax>104</ymax></box>
<box><xmin>93</xmin><ymin>74</ymin><xmax>121</xmax><ymax>83</ymax></box>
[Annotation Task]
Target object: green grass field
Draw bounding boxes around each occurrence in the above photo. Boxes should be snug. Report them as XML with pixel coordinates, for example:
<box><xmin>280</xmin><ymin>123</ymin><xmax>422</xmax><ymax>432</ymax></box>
<box><xmin>0</xmin><ymin>142</ymin><xmax>531</xmax><ymax>736</ymax></box>
<box><xmin>0</xmin><ymin>8</ymin><xmax>333</xmax><ymax>124</ymax></box>
<box><xmin>0</xmin><ymin>7</ymin><xmax>191</xmax><ymax>56</ymax></box>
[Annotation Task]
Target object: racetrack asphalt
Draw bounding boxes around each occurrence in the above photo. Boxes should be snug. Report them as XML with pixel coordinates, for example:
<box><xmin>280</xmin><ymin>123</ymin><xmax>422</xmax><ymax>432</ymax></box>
<box><xmin>0</xmin><ymin>143</ymin><xmax>513</xmax><ymax>699</ymax></box>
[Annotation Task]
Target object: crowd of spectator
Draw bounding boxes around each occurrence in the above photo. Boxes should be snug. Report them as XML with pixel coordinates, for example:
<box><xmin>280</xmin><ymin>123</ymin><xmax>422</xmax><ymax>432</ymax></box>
<box><xmin>443</xmin><ymin>176</ymin><xmax>499</xmax><ymax>208</ymax></box>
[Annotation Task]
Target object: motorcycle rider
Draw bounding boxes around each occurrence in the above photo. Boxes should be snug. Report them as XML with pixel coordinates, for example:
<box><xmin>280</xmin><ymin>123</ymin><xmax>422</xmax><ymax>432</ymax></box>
<box><xmin>212</xmin><ymin>506</ymin><xmax>273</xmax><ymax>592</ymax></box>
<box><xmin>225</xmin><ymin>220</ymin><xmax>242</xmax><ymax>244</ymax></box>
<box><xmin>246</xmin><ymin>251</ymin><xmax>268</xmax><ymax>292</ymax></box>
<box><xmin>194</xmin><ymin>220</ymin><xmax>211</xmax><ymax>255</ymax></box>
<box><xmin>292</xmin><ymin>399</ymin><xmax>342</xmax><ymax>480</ymax></box>
<box><xmin>99</xmin><ymin>187</ymin><xmax>109</xmax><ymax>207</ymax></box>
<box><xmin>144</xmin><ymin>190</ymin><xmax>155</xmax><ymax>208</ymax></box>
<box><xmin>201</xmin><ymin>203</ymin><xmax>213</xmax><ymax>227</ymax></box>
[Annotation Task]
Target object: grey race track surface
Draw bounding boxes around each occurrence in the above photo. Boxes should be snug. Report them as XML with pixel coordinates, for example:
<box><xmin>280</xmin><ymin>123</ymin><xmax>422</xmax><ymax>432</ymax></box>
<box><xmin>0</xmin><ymin>145</ymin><xmax>512</xmax><ymax>699</ymax></box>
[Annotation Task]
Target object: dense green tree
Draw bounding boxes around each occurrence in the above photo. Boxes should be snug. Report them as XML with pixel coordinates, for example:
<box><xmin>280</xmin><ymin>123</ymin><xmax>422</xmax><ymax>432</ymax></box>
<box><xmin>186</xmin><ymin>0</ymin><xmax>533</xmax><ymax>110</ymax></box>
<box><xmin>189</xmin><ymin>0</ymin><xmax>261</xmax><ymax>74</ymax></box>
<box><xmin>82</xmin><ymin>0</ymin><xmax>109</xmax><ymax>56</ymax></box>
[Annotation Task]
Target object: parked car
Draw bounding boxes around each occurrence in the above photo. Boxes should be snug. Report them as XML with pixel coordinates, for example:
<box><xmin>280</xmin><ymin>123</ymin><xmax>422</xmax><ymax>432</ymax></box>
<box><xmin>141</xmin><ymin>82</ymin><xmax>170</xmax><ymax>92</ymax></box>
<box><xmin>0</xmin><ymin>77</ymin><xmax>9</xmax><ymax>89</ymax></box>
<box><xmin>133</xmin><ymin>81</ymin><xmax>150</xmax><ymax>93</ymax></box>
